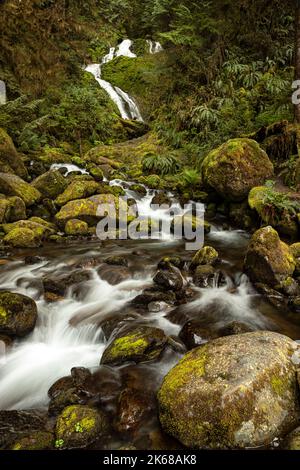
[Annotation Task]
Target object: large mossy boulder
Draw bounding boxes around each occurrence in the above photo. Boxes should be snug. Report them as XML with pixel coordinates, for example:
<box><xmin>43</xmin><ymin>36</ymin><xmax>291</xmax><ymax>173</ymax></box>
<box><xmin>0</xmin><ymin>291</ymin><xmax>37</xmax><ymax>337</ymax></box>
<box><xmin>0</xmin><ymin>173</ymin><xmax>41</xmax><ymax>206</ymax></box>
<box><xmin>244</xmin><ymin>226</ymin><xmax>295</xmax><ymax>287</ymax></box>
<box><xmin>55</xmin><ymin>405</ymin><xmax>108</xmax><ymax>449</ymax></box>
<box><xmin>31</xmin><ymin>170</ymin><xmax>67</xmax><ymax>199</ymax></box>
<box><xmin>55</xmin><ymin>194</ymin><xmax>123</xmax><ymax>228</ymax></box>
<box><xmin>0</xmin><ymin>128</ymin><xmax>28</xmax><ymax>179</ymax></box>
<box><xmin>101</xmin><ymin>326</ymin><xmax>168</xmax><ymax>366</ymax></box>
<box><xmin>201</xmin><ymin>139</ymin><xmax>273</xmax><ymax>201</ymax></box>
<box><xmin>158</xmin><ymin>331</ymin><xmax>299</xmax><ymax>449</ymax></box>
<box><xmin>65</xmin><ymin>219</ymin><xmax>89</xmax><ymax>236</ymax></box>
<box><xmin>0</xmin><ymin>196</ymin><xmax>26</xmax><ymax>223</ymax></box>
<box><xmin>55</xmin><ymin>180</ymin><xmax>99</xmax><ymax>206</ymax></box>
<box><xmin>290</xmin><ymin>243</ymin><xmax>300</xmax><ymax>275</ymax></box>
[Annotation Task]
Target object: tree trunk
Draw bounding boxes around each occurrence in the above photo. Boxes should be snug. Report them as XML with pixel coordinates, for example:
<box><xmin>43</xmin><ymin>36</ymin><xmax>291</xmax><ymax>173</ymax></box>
<box><xmin>295</xmin><ymin>0</ymin><xmax>300</xmax><ymax>122</ymax></box>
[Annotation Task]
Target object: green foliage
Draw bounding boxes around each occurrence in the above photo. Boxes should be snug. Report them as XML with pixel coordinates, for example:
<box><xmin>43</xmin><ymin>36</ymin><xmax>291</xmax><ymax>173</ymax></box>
<box><xmin>142</xmin><ymin>152</ymin><xmax>181</xmax><ymax>175</ymax></box>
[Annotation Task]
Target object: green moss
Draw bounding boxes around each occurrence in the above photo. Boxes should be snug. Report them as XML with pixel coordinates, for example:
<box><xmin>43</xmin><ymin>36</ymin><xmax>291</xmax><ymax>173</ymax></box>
<box><xmin>65</xmin><ymin>219</ymin><xmax>89</xmax><ymax>236</ymax></box>
<box><xmin>55</xmin><ymin>180</ymin><xmax>99</xmax><ymax>206</ymax></box>
<box><xmin>191</xmin><ymin>246</ymin><xmax>218</xmax><ymax>268</ymax></box>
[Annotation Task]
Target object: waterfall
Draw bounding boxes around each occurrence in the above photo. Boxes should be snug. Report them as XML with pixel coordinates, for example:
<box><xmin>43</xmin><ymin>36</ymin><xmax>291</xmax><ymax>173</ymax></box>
<box><xmin>0</xmin><ymin>80</ymin><xmax>6</xmax><ymax>105</ymax></box>
<box><xmin>85</xmin><ymin>39</ymin><xmax>143</xmax><ymax>122</ymax></box>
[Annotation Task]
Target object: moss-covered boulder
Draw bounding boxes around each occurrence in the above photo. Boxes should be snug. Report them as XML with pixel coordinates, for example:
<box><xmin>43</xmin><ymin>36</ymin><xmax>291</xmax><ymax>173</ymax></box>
<box><xmin>31</xmin><ymin>170</ymin><xmax>67</xmax><ymax>199</ymax></box>
<box><xmin>55</xmin><ymin>405</ymin><xmax>108</xmax><ymax>449</ymax></box>
<box><xmin>244</xmin><ymin>226</ymin><xmax>295</xmax><ymax>287</ymax></box>
<box><xmin>0</xmin><ymin>173</ymin><xmax>41</xmax><ymax>206</ymax></box>
<box><xmin>0</xmin><ymin>291</ymin><xmax>37</xmax><ymax>337</ymax></box>
<box><xmin>55</xmin><ymin>180</ymin><xmax>99</xmax><ymax>206</ymax></box>
<box><xmin>190</xmin><ymin>246</ymin><xmax>218</xmax><ymax>269</ymax></box>
<box><xmin>0</xmin><ymin>128</ymin><xmax>28</xmax><ymax>179</ymax></box>
<box><xmin>201</xmin><ymin>139</ymin><xmax>273</xmax><ymax>201</ymax></box>
<box><xmin>3</xmin><ymin>219</ymin><xmax>55</xmax><ymax>248</ymax></box>
<box><xmin>283</xmin><ymin>427</ymin><xmax>300</xmax><ymax>450</ymax></box>
<box><xmin>87</xmin><ymin>165</ymin><xmax>104</xmax><ymax>182</ymax></box>
<box><xmin>65</xmin><ymin>219</ymin><xmax>89</xmax><ymax>236</ymax></box>
<box><xmin>101</xmin><ymin>326</ymin><xmax>168</xmax><ymax>366</ymax></box>
<box><xmin>11</xmin><ymin>431</ymin><xmax>54</xmax><ymax>450</ymax></box>
<box><xmin>55</xmin><ymin>194</ymin><xmax>122</xmax><ymax>228</ymax></box>
<box><xmin>158</xmin><ymin>331</ymin><xmax>299</xmax><ymax>449</ymax></box>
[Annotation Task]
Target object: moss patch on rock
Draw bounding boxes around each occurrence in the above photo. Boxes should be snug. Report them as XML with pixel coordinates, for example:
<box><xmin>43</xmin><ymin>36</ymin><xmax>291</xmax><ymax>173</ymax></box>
<box><xmin>31</xmin><ymin>170</ymin><xmax>67</xmax><ymax>199</ymax></box>
<box><xmin>65</xmin><ymin>219</ymin><xmax>89</xmax><ymax>236</ymax></box>
<box><xmin>0</xmin><ymin>172</ymin><xmax>41</xmax><ymax>206</ymax></box>
<box><xmin>0</xmin><ymin>128</ymin><xmax>28</xmax><ymax>179</ymax></box>
<box><xmin>55</xmin><ymin>180</ymin><xmax>99</xmax><ymax>206</ymax></box>
<box><xmin>0</xmin><ymin>291</ymin><xmax>37</xmax><ymax>337</ymax></box>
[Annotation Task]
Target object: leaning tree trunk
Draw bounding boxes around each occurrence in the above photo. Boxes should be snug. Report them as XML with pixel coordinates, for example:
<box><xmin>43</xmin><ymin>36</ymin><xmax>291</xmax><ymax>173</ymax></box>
<box><xmin>295</xmin><ymin>0</ymin><xmax>300</xmax><ymax>122</ymax></box>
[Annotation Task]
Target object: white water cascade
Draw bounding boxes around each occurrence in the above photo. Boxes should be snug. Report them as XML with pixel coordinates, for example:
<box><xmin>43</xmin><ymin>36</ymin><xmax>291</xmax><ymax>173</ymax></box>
<box><xmin>147</xmin><ymin>40</ymin><xmax>163</xmax><ymax>54</ymax></box>
<box><xmin>85</xmin><ymin>39</ymin><xmax>143</xmax><ymax>122</ymax></box>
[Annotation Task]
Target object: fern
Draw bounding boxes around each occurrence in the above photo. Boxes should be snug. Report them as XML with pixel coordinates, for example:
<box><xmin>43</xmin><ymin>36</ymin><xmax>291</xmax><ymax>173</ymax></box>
<box><xmin>142</xmin><ymin>152</ymin><xmax>181</xmax><ymax>176</ymax></box>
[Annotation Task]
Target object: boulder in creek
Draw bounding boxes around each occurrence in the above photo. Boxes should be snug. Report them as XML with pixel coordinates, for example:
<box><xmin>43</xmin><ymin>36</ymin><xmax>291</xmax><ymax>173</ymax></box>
<box><xmin>193</xmin><ymin>265</ymin><xmax>219</xmax><ymax>287</ymax></box>
<box><xmin>0</xmin><ymin>172</ymin><xmax>41</xmax><ymax>206</ymax></box>
<box><xmin>101</xmin><ymin>326</ymin><xmax>168</xmax><ymax>366</ymax></box>
<box><xmin>244</xmin><ymin>226</ymin><xmax>295</xmax><ymax>287</ymax></box>
<box><xmin>10</xmin><ymin>431</ymin><xmax>54</xmax><ymax>450</ymax></box>
<box><xmin>0</xmin><ymin>291</ymin><xmax>37</xmax><ymax>337</ymax></box>
<box><xmin>97</xmin><ymin>264</ymin><xmax>131</xmax><ymax>285</ymax></box>
<box><xmin>42</xmin><ymin>270</ymin><xmax>91</xmax><ymax>297</ymax></box>
<box><xmin>55</xmin><ymin>405</ymin><xmax>108</xmax><ymax>449</ymax></box>
<box><xmin>157</xmin><ymin>331</ymin><xmax>299</xmax><ymax>449</ymax></box>
<box><xmin>283</xmin><ymin>426</ymin><xmax>300</xmax><ymax>450</ymax></box>
<box><xmin>31</xmin><ymin>169</ymin><xmax>67</xmax><ymax>199</ymax></box>
<box><xmin>0</xmin><ymin>128</ymin><xmax>28</xmax><ymax>179</ymax></box>
<box><xmin>55</xmin><ymin>193</ymin><xmax>123</xmax><ymax>227</ymax></box>
<box><xmin>0</xmin><ymin>410</ymin><xmax>48</xmax><ymax>449</ymax></box>
<box><xmin>115</xmin><ymin>387</ymin><xmax>154</xmax><ymax>434</ymax></box>
<box><xmin>190</xmin><ymin>246</ymin><xmax>219</xmax><ymax>269</ymax></box>
<box><xmin>201</xmin><ymin>138</ymin><xmax>273</xmax><ymax>201</ymax></box>
<box><xmin>55</xmin><ymin>180</ymin><xmax>100</xmax><ymax>206</ymax></box>
<box><xmin>179</xmin><ymin>320</ymin><xmax>213</xmax><ymax>350</ymax></box>
<box><xmin>65</xmin><ymin>219</ymin><xmax>89</xmax><ymax>236</ymax></box>
<box><xmin>131</xmin><ymin>288</ymin><xmax>176</xmax><ymax>307</ymax></box>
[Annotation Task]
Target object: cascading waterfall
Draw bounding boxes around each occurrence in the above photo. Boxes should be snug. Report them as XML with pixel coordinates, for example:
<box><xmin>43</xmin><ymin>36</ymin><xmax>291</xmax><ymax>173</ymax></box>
<box><xmin>147</xmin><ymin>40</ymin><xmax>163</xmax><ymax>54</ymax></box>
<box><xmin>85</xmin><ymin>39</ymin><xmax>143</xmax><ymax>121</ymax></box>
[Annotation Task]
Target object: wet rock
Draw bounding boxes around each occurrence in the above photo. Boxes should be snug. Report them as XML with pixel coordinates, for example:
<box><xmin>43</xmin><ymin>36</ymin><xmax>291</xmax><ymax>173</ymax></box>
<box><xmin>158</xmin><ymin>331</ymin><xmax>299</xmax><ymax>449</ymax></box>
<box><xmin>254</xmin><ymin>283</ymin><xmax>287</xmax><ymax>309</ymax></box>
<box><xmin>179</xmin><ymin>320</ymin><xmax>211</xmax><ymax>350</ymax></box>
<box><xmin>153</xmin><ymin>266</ymin><xmax>184</xmax><ymax>292</ymax></box>
<box><xmin>65</xmin><ymin>219</ymin><xmax>89</xmax><ymax>236</ymax></box>
<box><xmin>157</xmin><ymin>256</ymin><xmax>186</xmax><ymax>270</ymax></box>
<box><xmin>115</xmin><ymin>388</ymin><xmax>154</xmax><ymax>433</ymax></box>
<box><xmin>130</xmin><ymin>184</ymin><xmax>147</xmax><ymax>196</ymax></box>
<box><xmin>55</xmin><ymin>180</ymin><xmax>99</xmax><ymax>206</ymax></box>
<box><xmin>0</xmin><ymin>291</ymin><xmax>37</xmax><ymax>337</ymax></box>
<box><xmin>0</xmin><ymin>172</ymin><xmax>41</xmax><ymax>206</ymax></box>
<box><xmin>201</xmin><ymin>138</ymin><xmax>273</xmax><ymax>201</ymax></box>
<box><xmin>0</xmin><ymin>128</ymin><xmax>28</xmax><ymax>178</ymax></box>
<box><xmin>10</xmin><ymin>431</ymin><xmax>54</xmax><ymax>450</ymax></box>
<box><xmin>71</xmin><ymin>367</ymin><xmax>92</xmax><ymax>386</ymax></box>
<box><xmin>31</xmin><ymin>170</ymin><xmax>67</xmax><ymax>199</ymax></box>
<box><xmin>55</xmin><ymin>405</ymin><xmax>108</xmax><ymax>449</ymax></box>
<box><xmin>0</xmin><ymin>410</ymin><xmax>47</xmax><ymax>449</ymax></box>
<box><xmin>48</xmin><ymin>376</ymin><xmax>75</xmax><ymax>399</ymax></box>
<box><xmin>101</xmin><ymin>326</ymin><xmax>168</xmax><ymax>366</ymax></box>
<box><xmin>190</xmin><ymin>246</ymin><xmax>219</xmax><ymax>269</ymax></box>
<box><xmin>193</xmin><ymin>265</ymin><xmax>215</xmax><ymax>287</ymax></box>
<box><xmin>131</xmin><ymin>288</ymin><xmax>176</xmax><ymax>307</ymax></box>
<box><xmin>43</xmin><ymin>270</ymin><xmax>91</xmax><ymax>297</ymax></box>
<box><xmin>105</xmin><ymin>255</ymin><xmax>128</xmax><ymax>267</ymax></box>
<box><xmin>97</xmin><ymin>264</ymin><xmax>131</xmax><ymax>285</ymax></box>
<box><xmin>244</xmin><ymin>226</ymin><xmax>295</xmax><ymax>287</ymax></box>
<box><xmin>217</xmin><ymin>321</ymin><xmax>254</xmax><ymax>337</ymax></box>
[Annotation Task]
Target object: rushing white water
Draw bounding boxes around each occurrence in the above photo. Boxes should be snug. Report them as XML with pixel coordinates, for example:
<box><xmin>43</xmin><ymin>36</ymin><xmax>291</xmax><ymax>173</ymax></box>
<box><xmin>0</xmin><ymin>261</ymin><xmax>150</xmax><ymax>409</ymax></box>
<box><xmin>85</xmin><ymin>39</ymin><xmax>143</xmax><ymax>121</ymax></box>
<box><xmin>50</xmin><ymin>163</ymin><xmax>89</xmax><ymax>175</ymax></box>
<box><xmin>147</xmin><ymin>40</ymin><xmax>163</xmax><ymax>54</ymax></box>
